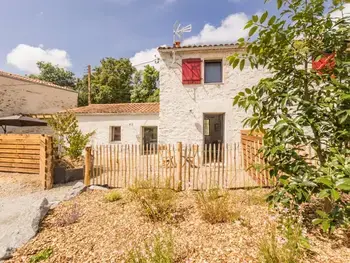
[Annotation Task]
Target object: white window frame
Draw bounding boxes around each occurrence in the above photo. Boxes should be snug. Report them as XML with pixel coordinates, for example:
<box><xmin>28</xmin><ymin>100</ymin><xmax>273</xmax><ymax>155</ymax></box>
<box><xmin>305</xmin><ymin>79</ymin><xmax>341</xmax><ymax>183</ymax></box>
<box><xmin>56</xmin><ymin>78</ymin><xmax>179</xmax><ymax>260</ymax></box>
<box><xmin>203</xmin><ymin>59</ymin><xmax>224</xmax><ymax>84</ymax></box>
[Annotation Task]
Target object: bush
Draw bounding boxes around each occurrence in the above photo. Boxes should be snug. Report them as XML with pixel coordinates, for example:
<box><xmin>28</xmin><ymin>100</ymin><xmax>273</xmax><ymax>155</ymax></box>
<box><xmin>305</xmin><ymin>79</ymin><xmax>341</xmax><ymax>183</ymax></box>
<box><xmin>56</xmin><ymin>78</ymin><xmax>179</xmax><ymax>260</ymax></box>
<box><xmin>48</xmin><ymin>111</ymin><xmax>95</xmax><ymax>162</ymax></box>
<box><xmin>104</xmin><ymin>191</ymin><xmax>122</xmax><ymax>202</ymax></box>
<box><xmin>126</xmin><ymin>232</ymin><xmax>174</xmax><ymax>263</ymax></box>
<box><xmin>196</xmin><ymin>188</ymin><xmax>240</xmax><ymax>224</ymax></box>
<box><xmin>55</xmin><ymin>203</ymin><xmax>80</xmax><ymax>227</ymax></box>
<box><xmin>259</xmin><ymin>218</ymin><xmax>310</xmax><ymax>263</ymax></box>
<box><xmin>30</xmin><ymin>248</ymin><xmax>53</xmax><ymax>263</ymax></box>
<box><xmin>129</xmin><ymin>180</ymin><xmax>176</xmax><ymax>222</ymax></box>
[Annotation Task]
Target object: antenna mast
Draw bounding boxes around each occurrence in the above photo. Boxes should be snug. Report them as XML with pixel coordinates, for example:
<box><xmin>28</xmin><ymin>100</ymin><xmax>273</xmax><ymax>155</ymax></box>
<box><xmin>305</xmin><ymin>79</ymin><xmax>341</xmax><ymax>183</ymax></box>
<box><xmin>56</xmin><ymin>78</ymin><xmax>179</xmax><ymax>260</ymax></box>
<box><xmin>173</xmin><ymin>21</ymin><xmax>192</xmax><ymax>47</ymax></box>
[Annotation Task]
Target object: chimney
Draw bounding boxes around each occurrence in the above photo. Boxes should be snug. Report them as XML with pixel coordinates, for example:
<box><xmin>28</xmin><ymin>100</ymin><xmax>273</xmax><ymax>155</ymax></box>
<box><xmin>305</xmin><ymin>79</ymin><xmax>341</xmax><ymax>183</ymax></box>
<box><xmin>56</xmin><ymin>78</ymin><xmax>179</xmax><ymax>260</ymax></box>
<box><xmin>173</xmin><ymin>41</ymin><xmax>181</xmax><ymax>48</ymax></box>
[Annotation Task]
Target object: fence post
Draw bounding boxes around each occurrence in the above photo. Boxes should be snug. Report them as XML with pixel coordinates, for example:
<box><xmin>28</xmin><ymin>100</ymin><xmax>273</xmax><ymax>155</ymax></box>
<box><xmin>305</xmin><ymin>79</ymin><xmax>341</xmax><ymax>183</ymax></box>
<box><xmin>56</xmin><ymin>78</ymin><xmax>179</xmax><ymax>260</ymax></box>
<box><xmin>39</xmin><ymin>135</ymin><xmax>53</xmax><ymax>190</ymax></box>
<box><xmin>176</xmin><ymin>142</ymin><xmax>183</xmax><ymax>191</ymax></box>
<box><xmin>39</xmin><ymin>135</ymin><xmax>46</xmax><ymax>189</ymax></box>
<box><xmin>84</xmin><ymin>146</ymin><xmax>92</xmax><ymax>186</ymax></box>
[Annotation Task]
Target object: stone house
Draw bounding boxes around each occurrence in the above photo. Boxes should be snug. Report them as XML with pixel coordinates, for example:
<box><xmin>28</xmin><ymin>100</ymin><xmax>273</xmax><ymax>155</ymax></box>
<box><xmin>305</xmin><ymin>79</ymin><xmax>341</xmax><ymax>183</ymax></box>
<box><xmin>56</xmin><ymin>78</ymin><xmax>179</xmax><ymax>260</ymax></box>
<box><xmin>73</xmin><ymin>43</ymin><xmax>268</xmax><ymax>147</ymax></box>
<box><xmin>0</xmin><ymin>70</ymin><xmax>78</xmax><ymax>133</ymax></box>
<box><xmin>158</xmin><ymin>43</ymin><xmax>267</xmax><ymax>146</ymax></box>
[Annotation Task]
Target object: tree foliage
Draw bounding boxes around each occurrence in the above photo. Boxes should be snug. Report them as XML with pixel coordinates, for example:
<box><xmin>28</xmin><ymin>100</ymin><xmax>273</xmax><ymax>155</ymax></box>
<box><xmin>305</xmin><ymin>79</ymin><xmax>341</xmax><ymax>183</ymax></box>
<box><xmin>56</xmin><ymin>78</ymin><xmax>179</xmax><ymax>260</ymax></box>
<box><xmin>29</xmin><ymin>62</ymin><xmax>76</xmax><ymax>88</ymax></box>
<box><xmin>131</xmin><ymin>65</ymin><xmax>160</xmax><ymax>103</ymax></box>
<box><xmin>229</xmin><ymin>0</ymin><xmax>350</xmax><ymax>232</ymax></box>
<box><xmin>48</xmin><ymin>111</ymin><xmax>94</xmax><ymax>162</ymax></box>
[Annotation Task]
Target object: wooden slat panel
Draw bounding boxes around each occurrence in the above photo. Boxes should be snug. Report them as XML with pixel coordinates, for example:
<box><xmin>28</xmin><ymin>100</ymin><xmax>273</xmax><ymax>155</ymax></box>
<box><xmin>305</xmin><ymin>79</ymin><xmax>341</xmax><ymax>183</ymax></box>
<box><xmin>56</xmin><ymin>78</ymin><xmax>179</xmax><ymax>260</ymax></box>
<box><xmin>0</xmin><ymin>134</ymin><xmax>41</xmax><ymax>139</ymax></box>
<box><xmin>0</xmin><ymin>158</ymin><xmax>39</xmax><ymax>164</ymax></box>
<box><xmin>0</xmin><ymin>153</ymin><xmax>40</xmax><ymax>159</ymax></box>
<box><xmin>0</xmin><ymin>162</ymin><xmax>39</xmax><ymax>169</ymax></box>
<box><xmin>0</xmin><ymin>166</ymin><xmax>39</xmax><ymax>174</ymax></box>
<box><xmin>0</xmin><ymin>145</ymin><xmax>40</xmax><ymax>150</ymax></box>
<box><xmin>0</xmin><ymin>149</ymin><xmax>39</xmax><ymax>154</ymax></box>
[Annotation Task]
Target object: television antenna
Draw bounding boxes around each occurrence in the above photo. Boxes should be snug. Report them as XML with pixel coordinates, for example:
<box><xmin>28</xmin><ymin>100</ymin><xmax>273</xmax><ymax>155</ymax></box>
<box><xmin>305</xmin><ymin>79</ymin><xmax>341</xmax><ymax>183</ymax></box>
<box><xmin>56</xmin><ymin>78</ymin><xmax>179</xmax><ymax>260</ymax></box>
<box><xmin>173</xmin><ymin>21</ymin><xmax>192</xmax><ymax>44</ymax></box>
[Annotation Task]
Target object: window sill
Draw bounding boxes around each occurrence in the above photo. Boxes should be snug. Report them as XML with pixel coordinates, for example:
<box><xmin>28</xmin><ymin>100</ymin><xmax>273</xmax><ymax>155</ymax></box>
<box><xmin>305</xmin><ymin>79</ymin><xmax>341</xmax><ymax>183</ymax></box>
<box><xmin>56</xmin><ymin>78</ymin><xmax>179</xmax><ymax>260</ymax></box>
<box><xmin>204</xmin><ymin>82</ymin><xmax>224</xmax><ymax>85</ymax></box>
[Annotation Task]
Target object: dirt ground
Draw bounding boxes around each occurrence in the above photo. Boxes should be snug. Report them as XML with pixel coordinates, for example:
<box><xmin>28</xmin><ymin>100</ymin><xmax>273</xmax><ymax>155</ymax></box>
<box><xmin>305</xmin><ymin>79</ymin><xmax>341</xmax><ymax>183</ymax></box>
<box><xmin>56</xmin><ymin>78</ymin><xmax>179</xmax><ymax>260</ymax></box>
<box><xmin>6</xmin><ymin>189</ymin><xmax>350</xmax><ymax>263</ymax></box>
<box><xmin>0</xmin><ymin>172</ymin><xmax>42</xmax><ymax>198</ymax></box>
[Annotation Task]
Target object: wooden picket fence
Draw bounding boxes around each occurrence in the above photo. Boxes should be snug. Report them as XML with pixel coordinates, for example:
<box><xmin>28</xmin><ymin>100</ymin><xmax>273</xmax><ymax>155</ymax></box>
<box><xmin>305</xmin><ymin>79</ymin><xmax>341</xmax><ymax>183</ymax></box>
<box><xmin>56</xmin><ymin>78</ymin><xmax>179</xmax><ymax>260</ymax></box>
<box><xmin>0</xmin><ymin>134</ymin><xmax>53</xmax><ymax>189</ymax></box>
<box><xmin>84</xmin><ymin>140</ymin><xmax>273</xmax><ymax>190</ymax></box>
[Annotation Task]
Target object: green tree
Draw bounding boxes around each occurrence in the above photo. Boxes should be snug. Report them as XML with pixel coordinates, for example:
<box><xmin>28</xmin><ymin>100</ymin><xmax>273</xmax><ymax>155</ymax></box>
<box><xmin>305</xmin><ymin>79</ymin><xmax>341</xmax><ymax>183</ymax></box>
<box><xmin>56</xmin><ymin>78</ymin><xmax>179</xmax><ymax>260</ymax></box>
<box><xmin>230</xmin><ymin>0</ymin><xmax>350</xmax><ymax>231</ymax></box>
<box><xmin>93</xmin><ymin>57</ymin><xmax>136</xmax><ymax>103</ymax></box>
<box><xmin>131</xmin><ymin>65</ymin><xmax>160</xmax><ymax>103</ymax></box>
<box><xmin>76</xmin><ymin>58</ymin><xmax>136</xmax><ymax>106</ymax></box>
<box><xmin>29</xmin><ymin>61</ymin><xmax>76</xmax><ymax>88</ymax></box>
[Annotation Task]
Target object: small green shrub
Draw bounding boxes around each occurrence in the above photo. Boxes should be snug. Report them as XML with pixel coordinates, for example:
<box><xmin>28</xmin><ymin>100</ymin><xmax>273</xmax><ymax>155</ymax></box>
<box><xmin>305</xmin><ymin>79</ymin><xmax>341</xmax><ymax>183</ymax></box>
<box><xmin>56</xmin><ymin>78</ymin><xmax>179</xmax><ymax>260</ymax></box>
<box><xmin>30</xmin><ymin>248</ymin><xmax>53</xmax><ymax>263</ymax></box>
<box><xmin>259</xmin><ymin>218</ymin><xmax>310</xmax><ymax>263</ymax></box>
<box><xmin>104</xmin><ymin>190</ymin><xmax>122</xmax><ymax>202</ymax></box>
<box><xmin>129</xmin><ymin>180</ymin><xmax>176</xmax><ymax>222</ymax></box>
<box><xmin>48</xmin><ymin>111</ymin><xmax>95</xmax><ymax>162</ymax></box>
<box><xmin>196</xmin><ymin>188</ymin><xmax>240</xmax><ymax>224</ymax></box>
<box><xmin>126</xmin><ymin>232</ymin><xmax>174</xmax><ymax>263</ymax></box>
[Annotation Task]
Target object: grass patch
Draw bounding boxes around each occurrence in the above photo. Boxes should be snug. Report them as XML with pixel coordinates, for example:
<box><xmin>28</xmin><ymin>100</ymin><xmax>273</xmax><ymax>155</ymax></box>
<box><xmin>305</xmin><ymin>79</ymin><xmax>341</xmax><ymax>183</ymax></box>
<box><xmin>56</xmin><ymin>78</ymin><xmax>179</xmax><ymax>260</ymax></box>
<box><xmin>196</xmin><ymin>188</ymin><xmax>241</xmax><ymax>224</ymax></box>
<box><xmin>55</xmin><ymin>203</ymin><xmax>80</xmax><ymax>227</ymax></box>
<box><xmin>104</xmin><ymin>190</ymin><xmax>122</xmax><ymax>202</ymax></box>
<box><xmin>259</xmin><ymin>218</ymin><xmax>310</xmax><ymax>263</ymax></box>
<box><xmin>30</xmin><ymin>248</ymin><xmax>53</xmax><ymax>263</ymax></box>
<box><xmin>129</xmin><ymin>180</ymin><xmax>177</xmax><ymax>222</ymax></box>
<box><xmin>126</xmin><ymin>232</ymin><xmax>174</xmax><ymax>263</ymax></box>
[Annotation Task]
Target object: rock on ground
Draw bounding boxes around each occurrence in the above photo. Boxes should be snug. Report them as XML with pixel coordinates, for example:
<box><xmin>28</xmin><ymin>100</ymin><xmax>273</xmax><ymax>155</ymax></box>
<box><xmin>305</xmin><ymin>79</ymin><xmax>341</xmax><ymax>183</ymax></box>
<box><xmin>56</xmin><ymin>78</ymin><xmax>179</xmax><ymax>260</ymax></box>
<box><xmin>63</xmin><ymin>182</ymin><xmax>87</xmax><ymax>201</ymax></box>
<box><xmin>0</xmin><ymin>198</ymin><xmax>49</xmax><ymax>260</ymax></box>
<box><xmin>0</xmin><ymin>181</ymin><xmax>79</xmax><ymax>261</ymax></box>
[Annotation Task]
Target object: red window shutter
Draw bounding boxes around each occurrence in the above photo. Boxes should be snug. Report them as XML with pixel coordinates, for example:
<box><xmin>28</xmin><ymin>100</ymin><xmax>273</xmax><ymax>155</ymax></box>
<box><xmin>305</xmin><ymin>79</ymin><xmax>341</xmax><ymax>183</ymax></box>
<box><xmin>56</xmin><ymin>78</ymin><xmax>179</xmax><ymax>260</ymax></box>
<box><xmin>182</xmin><ymin>59</ymin><xmax>202</xmax><ymax>84</ymax></box>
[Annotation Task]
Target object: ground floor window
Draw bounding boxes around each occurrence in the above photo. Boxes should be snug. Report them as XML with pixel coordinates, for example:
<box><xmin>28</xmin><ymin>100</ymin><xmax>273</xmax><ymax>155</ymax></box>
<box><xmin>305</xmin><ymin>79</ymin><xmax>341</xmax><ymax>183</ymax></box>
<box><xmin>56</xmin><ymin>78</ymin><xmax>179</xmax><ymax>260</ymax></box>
<box><xmin>142</xmin><ymin>126</ymin><xmax>158</xmax><ymax>154</ymax></box>
<box><xmin>110</xmin><ymin>126</ymin><xmax>121</xmax><ymax>142</ymax></box>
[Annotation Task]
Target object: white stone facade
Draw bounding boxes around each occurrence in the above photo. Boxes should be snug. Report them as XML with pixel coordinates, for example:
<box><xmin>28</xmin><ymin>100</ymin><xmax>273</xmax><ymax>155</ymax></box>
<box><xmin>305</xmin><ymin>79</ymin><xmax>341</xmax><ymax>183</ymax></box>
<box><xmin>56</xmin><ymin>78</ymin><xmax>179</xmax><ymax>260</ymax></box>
<box><xmin>158</xmin><ymin>46</ymin><xmax>268</xmax><ymax>145</ymax></box>
<box><xmin>77</xmin><ymin>114</ymin><xmax>159</xmax><ymax>145</ymax></box>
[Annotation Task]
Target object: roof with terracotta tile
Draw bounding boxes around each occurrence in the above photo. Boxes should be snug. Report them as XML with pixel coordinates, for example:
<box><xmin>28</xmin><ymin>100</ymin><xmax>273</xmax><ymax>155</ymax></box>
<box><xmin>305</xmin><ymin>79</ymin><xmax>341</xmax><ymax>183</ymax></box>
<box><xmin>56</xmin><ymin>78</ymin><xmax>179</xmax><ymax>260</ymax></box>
<box><xmin>68</xmin><ymin>103</ymin><xmax>160</xmax><ymax>115</ymax></box>
<box><xmin>158</xmin><ymin>43</ymin><xmax>243</xmax><ymax>52</ymax></box>
<box><xmin>0</xmin><ymin>70</ymin><xmax>77</xmax><ymax>93</ymax></box>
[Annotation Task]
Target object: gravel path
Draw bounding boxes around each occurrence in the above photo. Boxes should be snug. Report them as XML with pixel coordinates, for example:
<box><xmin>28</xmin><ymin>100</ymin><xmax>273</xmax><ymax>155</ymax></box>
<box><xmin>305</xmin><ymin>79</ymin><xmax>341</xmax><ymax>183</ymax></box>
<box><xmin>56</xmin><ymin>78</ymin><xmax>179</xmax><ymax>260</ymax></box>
<box><xmin>0</xmin><ymin>172</ymin><xmax>79</xmax><ymax>261</ymax></box>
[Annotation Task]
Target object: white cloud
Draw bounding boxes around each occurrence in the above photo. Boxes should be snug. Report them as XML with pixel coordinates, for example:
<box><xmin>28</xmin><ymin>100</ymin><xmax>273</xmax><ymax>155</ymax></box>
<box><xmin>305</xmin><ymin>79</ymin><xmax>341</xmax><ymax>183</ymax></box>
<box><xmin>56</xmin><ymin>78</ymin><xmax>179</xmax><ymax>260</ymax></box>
<box><xmin>331</xmin><ymin>3</ymin><xmax>350</xmax><ymax>18</ymax></box>
<box><xmin>130</xmin><ymin>47</ymin><xmax>161</xmax><ymax>70</ymax></box>
<box><xmin>182</xmin><ymin>13</ymin><xmax>250</xmax><ymax>46</ymax></box>
<box><xmin>6</xmin><ymin>44</ymin><xmax>72</xmax><ymax>74</ymax></box>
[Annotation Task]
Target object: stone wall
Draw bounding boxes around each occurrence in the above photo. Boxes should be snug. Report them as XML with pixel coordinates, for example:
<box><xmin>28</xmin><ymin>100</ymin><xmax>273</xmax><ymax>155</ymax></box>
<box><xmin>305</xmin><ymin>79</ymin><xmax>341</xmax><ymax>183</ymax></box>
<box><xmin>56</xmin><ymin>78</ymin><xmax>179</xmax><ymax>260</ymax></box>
<box><xmin>0</xmin><ymin>75</ymin><xmax>78</xmax><ymax>118</ymax></box>
<box><xmin>158</xmin><ymin>48</ymin><xmax>269</xmax><ymax>145</ymax></box>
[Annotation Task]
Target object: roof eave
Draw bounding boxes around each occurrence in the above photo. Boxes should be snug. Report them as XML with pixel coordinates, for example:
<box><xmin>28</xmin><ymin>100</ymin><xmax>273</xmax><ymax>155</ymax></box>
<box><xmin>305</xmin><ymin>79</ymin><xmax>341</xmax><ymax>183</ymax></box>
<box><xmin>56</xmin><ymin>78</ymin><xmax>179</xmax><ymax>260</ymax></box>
<box><xmin>158</xmin><ymin>45</ymin><xmax>246</xmax><ymax>53</ymax></box>
<box><xmin>75</xmin><ymin>112</ymin><xmax>160</xmax><ymax>116</ymax></box>
<box><xmin>0</xmin><ymin>72</ymin><xmax>78</xmax><ymax>93</ymax></box>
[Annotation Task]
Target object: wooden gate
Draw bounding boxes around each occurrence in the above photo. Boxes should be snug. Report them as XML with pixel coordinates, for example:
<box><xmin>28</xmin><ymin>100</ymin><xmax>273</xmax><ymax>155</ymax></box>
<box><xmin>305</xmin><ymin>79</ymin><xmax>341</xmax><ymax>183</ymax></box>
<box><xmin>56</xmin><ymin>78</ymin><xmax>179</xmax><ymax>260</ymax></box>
<box><xmin>240</xmin><ymin>130</ymin><xmax>270</xmax><ymax>186</ymax></box>
<box><xmin>0</xmin><ymin>134</ymin><xmax>53</xmax><ymax>189</ymax></box>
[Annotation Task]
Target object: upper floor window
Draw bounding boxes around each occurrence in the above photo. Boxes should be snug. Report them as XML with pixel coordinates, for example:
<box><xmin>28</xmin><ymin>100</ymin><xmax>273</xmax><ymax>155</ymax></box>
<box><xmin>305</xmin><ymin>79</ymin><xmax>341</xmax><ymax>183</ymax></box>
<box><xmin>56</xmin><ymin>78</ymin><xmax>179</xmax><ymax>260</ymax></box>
<box><xmin>110</xmin><ymin>126</ymin><xmax>121</xmax><ymax>142</ymax></box>
<box><xmin>204</xmin><ymin>60</ymin><xmax>223</xmax><ymax>83</ymax></box>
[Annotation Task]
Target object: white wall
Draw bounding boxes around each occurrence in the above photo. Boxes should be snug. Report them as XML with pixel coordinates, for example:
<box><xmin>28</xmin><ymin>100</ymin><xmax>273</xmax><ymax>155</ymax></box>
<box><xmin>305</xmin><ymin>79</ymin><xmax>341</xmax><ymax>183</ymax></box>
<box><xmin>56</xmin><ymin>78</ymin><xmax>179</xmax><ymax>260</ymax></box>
<box><xmin>158</xmin><ymin>48</ymin><xmax>269</xmax><ymax>145</ymax></box>
<box><xmin>77</xmin><ymin>114</ymin><xmax>159</xmax><ymax>145</ymax></box>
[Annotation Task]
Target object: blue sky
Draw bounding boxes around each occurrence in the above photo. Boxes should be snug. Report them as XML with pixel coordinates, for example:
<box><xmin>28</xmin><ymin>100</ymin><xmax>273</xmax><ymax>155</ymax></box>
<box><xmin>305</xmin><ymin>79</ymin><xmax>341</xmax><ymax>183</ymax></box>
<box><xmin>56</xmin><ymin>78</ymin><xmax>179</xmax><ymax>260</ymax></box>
<box><xmin>0</xmin><ymin>0</ymin><xmax>277</xmax><ymax>77</ymax></box>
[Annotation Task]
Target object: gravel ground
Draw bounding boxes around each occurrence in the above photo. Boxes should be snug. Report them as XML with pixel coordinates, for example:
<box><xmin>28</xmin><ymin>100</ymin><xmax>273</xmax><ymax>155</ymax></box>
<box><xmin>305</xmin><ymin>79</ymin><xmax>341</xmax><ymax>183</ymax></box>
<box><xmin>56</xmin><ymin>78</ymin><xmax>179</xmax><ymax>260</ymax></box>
<box><xmin>0</xmin><ymin>172</ymin><xmax>79</xmax><ymax>261</ymax></box>
<box><xmin>6</xmin><ymin>189</ymin><xmax>350</xmax><ymax>263</ymax></box>
<box><xmin>0</xmin><ymin>172</ymin><xmax>42</xmax><ymax>198</ymax></box>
